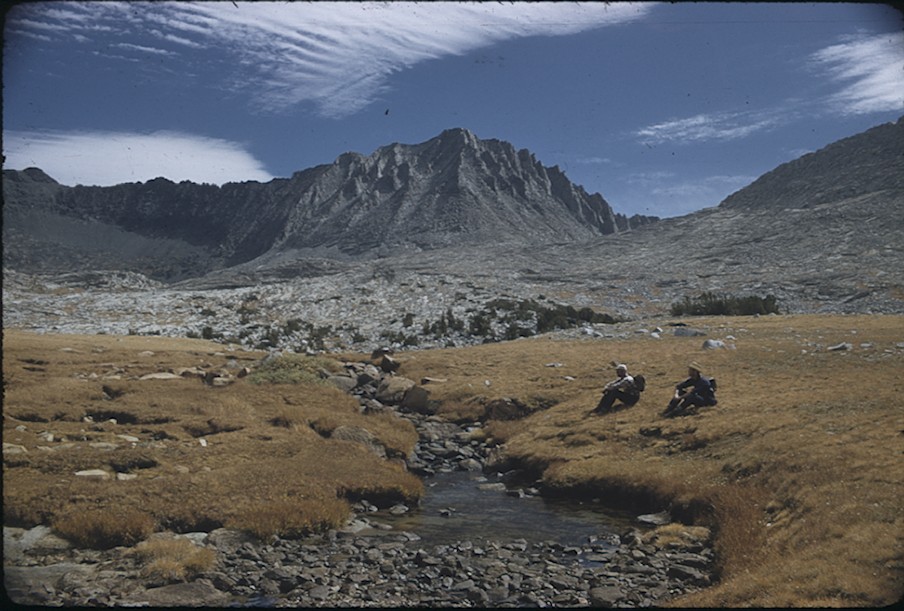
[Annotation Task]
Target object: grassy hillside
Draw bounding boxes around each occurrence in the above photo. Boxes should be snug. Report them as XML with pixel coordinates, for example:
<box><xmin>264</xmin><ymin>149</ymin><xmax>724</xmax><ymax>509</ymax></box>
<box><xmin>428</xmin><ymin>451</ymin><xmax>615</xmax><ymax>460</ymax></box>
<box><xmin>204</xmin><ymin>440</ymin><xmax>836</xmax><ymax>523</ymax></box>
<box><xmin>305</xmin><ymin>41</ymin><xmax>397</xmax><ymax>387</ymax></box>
<box><xmin>4</xmin><ymin>314</ymin><xmax>902</xmax><ymax>606</ymax></box>
<box><xmin>395</xmin><ymin>314</ymin><xmax>904</xmax><ymax>607</ymax></box>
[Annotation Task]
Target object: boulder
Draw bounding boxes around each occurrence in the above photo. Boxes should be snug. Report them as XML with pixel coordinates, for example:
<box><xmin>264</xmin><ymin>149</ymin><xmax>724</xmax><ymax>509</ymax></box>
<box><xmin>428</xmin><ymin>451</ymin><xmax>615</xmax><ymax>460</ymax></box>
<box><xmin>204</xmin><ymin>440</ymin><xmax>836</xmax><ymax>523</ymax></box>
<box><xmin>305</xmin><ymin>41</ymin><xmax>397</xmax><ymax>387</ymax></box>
<box><xmin>139</xmin><ymin>372</ymin><xmax>182</xmax><ymax>380</ymax></box>
<box><xmin>123</xmin><ymin>580</ymin><xmax>230</xmax><ymax>607</ymax></box>
<box><xmin>589</xmin><ymin>585</ymin><xmax>625</xmax><ymax>607</ymax></box>
<box><xmin>674</xmin><ymin>327</ymin><xmax>706</xmax><ymax>337</ymax></box>
<box><xmin>400</xmin><ymin>385</ymin><xmax>432</xmax><ymax>414</ymax></box>
<box><xmin>375</xmin><ymin>376</ymin><xmax>415</xmax><ymax>404</ymax></box>
<box><xmin>75</xmin><ymin>469</ymin><xmax>111</xmax><ymax>480</ymax></box>
<box><xmin>485</xmin><ymin>397</ymin><xmax>531</xmax><ymax>421</ymax></box>
<box><xmin>327</xmin><ymin>375</ymin><xmax>358</xmax><ymax>392</ymax></box>
<box><xmin>378</xmin><ymin>355</ymin><xmax>401</xmax><ymax>373</ymax></box>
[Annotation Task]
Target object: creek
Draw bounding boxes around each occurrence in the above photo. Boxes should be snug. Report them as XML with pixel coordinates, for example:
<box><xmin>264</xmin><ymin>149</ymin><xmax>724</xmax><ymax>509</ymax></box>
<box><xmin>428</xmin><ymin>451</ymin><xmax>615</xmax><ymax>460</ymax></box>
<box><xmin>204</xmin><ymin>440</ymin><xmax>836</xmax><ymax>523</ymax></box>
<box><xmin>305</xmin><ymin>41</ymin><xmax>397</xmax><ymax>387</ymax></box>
<box><xmin>376</xmin><ymin>470</ymin><xmax>640</xmax><ymax>549</ymax></box>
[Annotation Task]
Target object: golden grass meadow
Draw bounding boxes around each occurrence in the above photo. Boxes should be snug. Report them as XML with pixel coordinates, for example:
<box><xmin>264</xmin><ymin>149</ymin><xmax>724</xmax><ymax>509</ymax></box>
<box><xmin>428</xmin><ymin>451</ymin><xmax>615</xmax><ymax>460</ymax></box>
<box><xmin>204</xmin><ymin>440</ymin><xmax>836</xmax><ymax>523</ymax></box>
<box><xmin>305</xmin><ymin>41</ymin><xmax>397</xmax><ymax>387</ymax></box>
<box><xmin>3</xmin><ymin>314</ymin><xmax>903</xmax><ymax>607</ymax></box>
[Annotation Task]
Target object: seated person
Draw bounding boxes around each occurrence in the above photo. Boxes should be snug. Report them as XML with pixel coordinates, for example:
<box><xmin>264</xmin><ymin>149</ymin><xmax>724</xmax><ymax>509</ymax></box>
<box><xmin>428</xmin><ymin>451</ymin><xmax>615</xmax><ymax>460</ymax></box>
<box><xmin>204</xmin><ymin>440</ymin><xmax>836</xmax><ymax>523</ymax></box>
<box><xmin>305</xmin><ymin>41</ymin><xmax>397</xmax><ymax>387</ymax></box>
<box><xmin>663</xmin><ymin>362</ymin><xmax>717</xmax><ymax>417</ymax></box>
<box><xmin>592</xmin><ymin>363</ymin><xmax>640</xmax><ymax>414</ymax></box>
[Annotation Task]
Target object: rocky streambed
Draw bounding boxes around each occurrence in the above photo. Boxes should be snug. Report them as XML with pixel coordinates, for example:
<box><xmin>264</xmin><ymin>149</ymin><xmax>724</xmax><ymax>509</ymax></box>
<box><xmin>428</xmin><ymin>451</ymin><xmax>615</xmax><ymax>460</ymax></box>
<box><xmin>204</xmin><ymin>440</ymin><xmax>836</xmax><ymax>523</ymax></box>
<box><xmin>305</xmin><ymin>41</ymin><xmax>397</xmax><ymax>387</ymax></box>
<box><xmin>3</xmin><ymin>355</ymin><xmax>716</xmax><ymax>607</ymax></box>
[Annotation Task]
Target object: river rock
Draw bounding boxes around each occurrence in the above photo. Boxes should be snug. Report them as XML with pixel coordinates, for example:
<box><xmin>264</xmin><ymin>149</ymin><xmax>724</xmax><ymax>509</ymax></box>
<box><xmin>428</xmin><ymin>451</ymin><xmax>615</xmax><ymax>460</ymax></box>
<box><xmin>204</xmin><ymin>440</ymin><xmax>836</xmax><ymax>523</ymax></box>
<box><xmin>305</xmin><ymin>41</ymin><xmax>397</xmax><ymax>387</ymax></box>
<box><xmin>589</xmin><ymin>585</ymin><xmax>625</xmax><ymax>607</ymax></box>
<box><xmin>123</xmin><ymin>580</ymin><xmax>231</xmax><ymax>607</ymax></box>
<box><xmin>637</xmin><ymin>511</ymin><xmax>671</xmax><ymax>525</ymax></box>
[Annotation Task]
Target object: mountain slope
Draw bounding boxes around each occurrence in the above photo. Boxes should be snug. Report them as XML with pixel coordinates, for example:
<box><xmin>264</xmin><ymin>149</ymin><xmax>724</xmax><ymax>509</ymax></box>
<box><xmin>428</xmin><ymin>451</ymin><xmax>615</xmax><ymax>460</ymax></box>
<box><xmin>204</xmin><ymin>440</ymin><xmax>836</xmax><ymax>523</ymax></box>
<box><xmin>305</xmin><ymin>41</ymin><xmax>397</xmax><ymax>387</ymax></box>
<box><xmin>719</xmin><ymin>116</ymin><xmax>904</xmax><ymax>211</ymax></box>
<box><xmin>2</xmin><ymin>128</ymin><xmax>654</xmax><ymax>280</ymax></box>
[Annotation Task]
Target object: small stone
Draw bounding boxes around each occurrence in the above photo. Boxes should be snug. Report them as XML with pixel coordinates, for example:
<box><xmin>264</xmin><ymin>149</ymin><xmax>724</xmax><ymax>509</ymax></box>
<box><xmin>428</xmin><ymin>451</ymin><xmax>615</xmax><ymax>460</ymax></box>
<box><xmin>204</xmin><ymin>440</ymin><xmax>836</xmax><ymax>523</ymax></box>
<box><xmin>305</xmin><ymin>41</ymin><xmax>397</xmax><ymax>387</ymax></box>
<box><xmin>75</xmin><ymin>469</ymin><xmax>110</xmax><ymax>480</ymax></box>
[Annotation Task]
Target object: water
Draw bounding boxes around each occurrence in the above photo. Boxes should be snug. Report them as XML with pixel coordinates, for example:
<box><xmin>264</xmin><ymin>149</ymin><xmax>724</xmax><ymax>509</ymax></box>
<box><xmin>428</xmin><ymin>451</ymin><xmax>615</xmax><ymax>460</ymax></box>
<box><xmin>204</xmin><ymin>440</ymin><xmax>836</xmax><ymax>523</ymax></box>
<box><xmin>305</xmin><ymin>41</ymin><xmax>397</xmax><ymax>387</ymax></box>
<box><xmin>376</xmin><ymin>470</ymin><xmax>640</xmax><ymax>548</ymax></box>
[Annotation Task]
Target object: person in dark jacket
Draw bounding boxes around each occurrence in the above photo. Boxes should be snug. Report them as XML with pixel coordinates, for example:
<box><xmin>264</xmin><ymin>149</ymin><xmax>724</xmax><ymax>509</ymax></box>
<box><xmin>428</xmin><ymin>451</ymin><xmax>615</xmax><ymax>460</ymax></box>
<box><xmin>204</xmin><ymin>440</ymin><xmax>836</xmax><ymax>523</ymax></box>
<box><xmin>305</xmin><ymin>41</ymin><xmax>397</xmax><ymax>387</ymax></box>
<box><xmin>663</xmin><ymin>362</ymin><xmax>717</xmax><ymax>417</ymax></box>
<box><xmin>592</xmin><ymin>363</ymin><xmax>640</xmax><ymax>414</ymax></box>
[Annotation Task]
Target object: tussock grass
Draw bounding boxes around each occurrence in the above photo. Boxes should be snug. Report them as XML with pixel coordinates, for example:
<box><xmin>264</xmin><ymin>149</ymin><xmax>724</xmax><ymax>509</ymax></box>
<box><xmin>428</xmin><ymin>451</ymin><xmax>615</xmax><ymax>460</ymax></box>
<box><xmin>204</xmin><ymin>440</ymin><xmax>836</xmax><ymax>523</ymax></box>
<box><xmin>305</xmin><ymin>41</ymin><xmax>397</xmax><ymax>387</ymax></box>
<box><xmin>227</xmin><ymin>497</ymin><xmax>350</xmax><ymax>539</ymax></box>
<box><xmin>3</xmin><ymin>330</ymin><xmax>422</xmax><ymax>543</ymax></box>
<box><xmin>396</xmin><ymin>314</ymin><xmax>904</xmax><ymax>607</ymax></box>
<box><xmin>52</xmin><ymin>507</ymin><xmax>155</xmax><ymax>549</ymax></box>
<box><xmin>131</xmin><ymin>537</ymin><xmax>217</xmax><ymax>583</ymax></box>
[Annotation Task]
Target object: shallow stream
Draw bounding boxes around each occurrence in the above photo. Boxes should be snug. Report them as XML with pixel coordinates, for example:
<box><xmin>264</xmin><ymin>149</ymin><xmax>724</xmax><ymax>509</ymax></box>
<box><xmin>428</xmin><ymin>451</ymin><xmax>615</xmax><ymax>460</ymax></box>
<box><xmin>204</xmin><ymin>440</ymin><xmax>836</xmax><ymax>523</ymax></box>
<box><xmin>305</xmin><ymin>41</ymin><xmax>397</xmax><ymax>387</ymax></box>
<box><xmin>374</xmin><ymin>470</ymin><xmax>642</xmax><ymax>548</ymax></box>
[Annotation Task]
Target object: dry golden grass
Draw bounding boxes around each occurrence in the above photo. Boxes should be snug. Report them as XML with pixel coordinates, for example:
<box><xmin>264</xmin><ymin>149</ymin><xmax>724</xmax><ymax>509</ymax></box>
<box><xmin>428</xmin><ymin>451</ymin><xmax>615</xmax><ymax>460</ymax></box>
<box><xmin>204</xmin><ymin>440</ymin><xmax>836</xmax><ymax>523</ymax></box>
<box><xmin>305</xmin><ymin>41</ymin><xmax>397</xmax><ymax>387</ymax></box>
<box><xmin>396</xmin><ymin>314</ymin><xmax>904</xmax><ymax>607</ymax></box>
<box><xmin>4</xmin><ymin>316</ymin><xmax>903</xmax><ymax>607</ymax></box>
<box><xmin>3</xmin><ymin>330</ymin><xmax>422</xmax><ymax>543</ymax></box>
<box><xmin>130</xmin><ymin>537</ymin><xmax>217</xmax><ymax>583</ymax></box>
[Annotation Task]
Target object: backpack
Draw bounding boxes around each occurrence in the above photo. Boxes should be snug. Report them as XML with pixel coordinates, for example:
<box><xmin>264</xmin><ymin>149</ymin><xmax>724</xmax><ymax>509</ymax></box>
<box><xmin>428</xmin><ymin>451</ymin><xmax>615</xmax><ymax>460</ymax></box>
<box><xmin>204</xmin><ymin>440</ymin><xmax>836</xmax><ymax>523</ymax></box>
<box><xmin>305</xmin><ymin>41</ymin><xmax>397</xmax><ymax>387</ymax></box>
<box><xmin>633</xmin><ymin>374</ymin><xmax>646</xmax><ymax>393</ymax></box>
<box><xmin>708</xmin><ymin>377</ymin><xmax>717</xmax><ymax>392</ymax></box>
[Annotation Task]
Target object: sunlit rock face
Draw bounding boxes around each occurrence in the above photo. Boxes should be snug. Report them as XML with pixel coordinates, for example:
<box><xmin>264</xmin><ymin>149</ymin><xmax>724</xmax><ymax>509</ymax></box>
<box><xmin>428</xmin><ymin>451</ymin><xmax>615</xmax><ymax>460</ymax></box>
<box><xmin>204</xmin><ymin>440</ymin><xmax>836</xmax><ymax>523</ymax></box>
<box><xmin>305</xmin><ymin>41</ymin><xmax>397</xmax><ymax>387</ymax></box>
<box><xmin>1</xmin><ymin>128</ymin><xmax>654</xmax><ymax>281</ymax></box>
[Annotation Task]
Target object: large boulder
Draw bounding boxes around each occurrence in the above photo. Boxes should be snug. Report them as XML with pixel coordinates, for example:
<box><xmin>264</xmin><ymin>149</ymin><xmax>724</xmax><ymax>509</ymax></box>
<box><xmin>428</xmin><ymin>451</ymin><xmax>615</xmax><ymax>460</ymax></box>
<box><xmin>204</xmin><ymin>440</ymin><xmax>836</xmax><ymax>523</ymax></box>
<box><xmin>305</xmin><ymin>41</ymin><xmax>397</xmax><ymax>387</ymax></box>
<box><xmin>375</xmin><ymin>376</ymin><xmax>415</xmax><ymax>405</ymax></box>
<box><xmin>400</xmin><ymin>385</ymin><xmax>433</xmax><ymax>414</ymax></box>
<box><xmin>485</xmin><ymin>397</ymin><xmax>531</xmax><ymax>421</ymax></box>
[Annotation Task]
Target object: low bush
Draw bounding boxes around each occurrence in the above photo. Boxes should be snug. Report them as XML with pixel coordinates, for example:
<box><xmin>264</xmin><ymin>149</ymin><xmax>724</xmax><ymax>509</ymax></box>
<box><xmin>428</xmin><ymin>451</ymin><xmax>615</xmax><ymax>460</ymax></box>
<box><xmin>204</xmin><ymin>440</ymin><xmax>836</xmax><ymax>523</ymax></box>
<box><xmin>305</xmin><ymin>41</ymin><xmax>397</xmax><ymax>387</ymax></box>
<box><xmin>247</xmin><ymin>353</ymin><xmax>341</xmax><ymax>385</ymax></box>
<box><xmin>670</xmin><ymin>292</ymin><xmax>780</xmax><ymax>316</ymax></box>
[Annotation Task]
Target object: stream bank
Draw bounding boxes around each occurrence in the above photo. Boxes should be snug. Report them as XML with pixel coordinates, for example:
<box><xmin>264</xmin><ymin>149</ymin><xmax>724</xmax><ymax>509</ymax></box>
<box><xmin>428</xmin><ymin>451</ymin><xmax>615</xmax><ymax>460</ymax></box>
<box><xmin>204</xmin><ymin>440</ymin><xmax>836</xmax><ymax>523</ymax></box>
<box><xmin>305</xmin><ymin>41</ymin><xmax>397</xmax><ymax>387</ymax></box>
<box><xmin>3</xmin><ymin>354</ymin><xmax>717</xmax><ymax>607</ymax></box>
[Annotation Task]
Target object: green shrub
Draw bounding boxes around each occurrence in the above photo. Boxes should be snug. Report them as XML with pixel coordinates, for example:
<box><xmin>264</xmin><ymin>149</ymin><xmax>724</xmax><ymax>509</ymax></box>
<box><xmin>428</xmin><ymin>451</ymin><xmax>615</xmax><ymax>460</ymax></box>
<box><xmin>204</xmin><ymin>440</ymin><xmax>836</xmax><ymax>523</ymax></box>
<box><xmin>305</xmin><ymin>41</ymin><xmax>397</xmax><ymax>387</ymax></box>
<box><xmin>670</xmin><ymin>292</ymin><xmax>780</xmax><ymax>316</ymax></box>
<box><xmin>248</xmin><ymin>354</ymin><xmax>340</xmax><ymax>385</ymax></box>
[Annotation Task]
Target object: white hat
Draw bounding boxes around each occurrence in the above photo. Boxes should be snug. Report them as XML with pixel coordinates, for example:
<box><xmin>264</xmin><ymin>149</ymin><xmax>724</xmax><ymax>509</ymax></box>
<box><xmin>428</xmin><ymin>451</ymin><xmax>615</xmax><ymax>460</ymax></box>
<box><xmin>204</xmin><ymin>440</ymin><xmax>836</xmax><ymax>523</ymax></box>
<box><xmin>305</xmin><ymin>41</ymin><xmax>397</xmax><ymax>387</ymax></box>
<box><xmin>615</xmin><ymin>363</ymin><xmax>627</xmax><ymax>372</ymax></box>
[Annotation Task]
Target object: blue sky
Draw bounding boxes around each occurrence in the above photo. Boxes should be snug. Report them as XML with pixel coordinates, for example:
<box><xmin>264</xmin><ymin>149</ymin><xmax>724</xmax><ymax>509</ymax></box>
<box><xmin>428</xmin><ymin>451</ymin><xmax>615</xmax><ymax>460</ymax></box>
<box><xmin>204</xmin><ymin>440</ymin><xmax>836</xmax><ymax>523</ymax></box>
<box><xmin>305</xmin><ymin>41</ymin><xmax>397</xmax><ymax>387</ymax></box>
<box><xmin>3</xmin><ymin>1</ymin><xmax>902</xmax><ymax>218</ymax></box>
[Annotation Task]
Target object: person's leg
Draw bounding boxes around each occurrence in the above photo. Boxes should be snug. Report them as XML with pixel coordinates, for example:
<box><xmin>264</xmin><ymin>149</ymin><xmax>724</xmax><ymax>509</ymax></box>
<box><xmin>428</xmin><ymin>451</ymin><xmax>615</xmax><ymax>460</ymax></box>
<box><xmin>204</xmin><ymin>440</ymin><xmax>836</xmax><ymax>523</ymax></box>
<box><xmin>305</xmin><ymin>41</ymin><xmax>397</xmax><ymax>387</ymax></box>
<box><xmin>664</xmin><ymin>395</ymin><xmax>681</xmax><ymax>415</ymax></box>
<box><xmin>676</xmin><ymin>394</ymin><xmax>709</xmax><ymax>415</ymax></box>
<box><xmin>594</xmin><ymin>391</ymin><xmax>617</xmax><ymax>413</ymax></box>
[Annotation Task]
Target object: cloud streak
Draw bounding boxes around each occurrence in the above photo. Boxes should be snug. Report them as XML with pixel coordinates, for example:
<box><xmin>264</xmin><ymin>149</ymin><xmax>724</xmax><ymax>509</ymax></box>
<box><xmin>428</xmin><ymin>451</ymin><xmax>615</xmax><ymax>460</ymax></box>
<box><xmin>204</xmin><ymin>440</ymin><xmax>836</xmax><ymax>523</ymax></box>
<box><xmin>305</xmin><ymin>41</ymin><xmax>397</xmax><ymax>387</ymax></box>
<box><xmin>809</xmin><ymin>31</ymin><xmax>904</xmax><ymax>115</ymax></box>
<box><xmin>8</xmin><ymin>1</ymin><xmax>652</xmax><ymax>118</ymax></box>
<box><xmin>634</xmin><ymin>112</ymin><xmax>781</xmax><ymax>146</ymax></box>
<box><xmin>634</xmin><ymin>30</ymin><xmax>904</xmax><ymax>147</ymax></box>
<box><xmin>4</xmin><ymin>130</ymin><xmax>274</xmax><ymax>186</ymax></box>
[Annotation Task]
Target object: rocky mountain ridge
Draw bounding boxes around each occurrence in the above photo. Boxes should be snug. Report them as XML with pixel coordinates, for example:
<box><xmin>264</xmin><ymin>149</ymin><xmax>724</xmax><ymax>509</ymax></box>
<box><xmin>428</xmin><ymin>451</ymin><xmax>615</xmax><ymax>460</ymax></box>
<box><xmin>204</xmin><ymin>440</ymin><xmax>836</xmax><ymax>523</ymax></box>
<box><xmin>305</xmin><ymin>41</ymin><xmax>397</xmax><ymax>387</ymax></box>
<box><xmin>2</xmin><ymin>128</ymin><xmax>654</xmax><ymax>280</ymax></box>
<box><xmin>3</xmin><ymin>119</ymin><xmax>903</xmax><ymax>351</ymax></box>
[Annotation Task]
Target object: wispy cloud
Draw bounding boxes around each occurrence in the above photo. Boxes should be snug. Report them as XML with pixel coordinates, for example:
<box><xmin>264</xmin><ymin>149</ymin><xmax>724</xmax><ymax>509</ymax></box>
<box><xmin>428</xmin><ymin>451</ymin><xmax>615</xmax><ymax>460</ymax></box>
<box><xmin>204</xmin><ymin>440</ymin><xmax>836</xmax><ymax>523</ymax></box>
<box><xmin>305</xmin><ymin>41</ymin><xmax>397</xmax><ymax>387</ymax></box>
<box><xmin>4</xmin><ymin>130</ymin><xmax>274</xmax><ymax>186</ymax></box>
<box><xmin>634</xmin><ymin>30</ymin><xmax>904</xmax><ymax>147</ymax></box>
<box><xmin>115</xmin><ymin>42</ymin><xmax>176</xmax><ymax>57</ymax></box>
<box><xmin>635</xmin><ymin>111</ymin><xmax>781</xmax><ymax>146</ymax></box>
<box><xmin>7</xmin><ymin>1</ymin><xmax>652</xmax><ymax>118</ymax></box>
<box><xmin>617</xmin><ymin>173</ymin><xmax>756</xmax><ymax>218</ymax></box>
<box><xmin>809</xmin><ymin>31</ymin><xmax>904</xmax><ymax>115</ymax></box>
<box><xmin>574</xmin><ymin>156</ymin><xmax>615</xmax><ymax>165</ymax></box>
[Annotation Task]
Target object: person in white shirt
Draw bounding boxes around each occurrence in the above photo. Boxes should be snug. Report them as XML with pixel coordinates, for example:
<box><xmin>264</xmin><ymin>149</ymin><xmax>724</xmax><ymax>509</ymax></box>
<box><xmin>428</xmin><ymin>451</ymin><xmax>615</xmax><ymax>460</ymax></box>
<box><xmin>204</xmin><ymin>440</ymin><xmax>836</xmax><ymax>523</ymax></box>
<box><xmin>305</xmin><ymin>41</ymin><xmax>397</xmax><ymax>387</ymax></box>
<box><xmin>592</xmin><ymin>363</ymin><xmax>640</xmax><ymax>414</ymax></box>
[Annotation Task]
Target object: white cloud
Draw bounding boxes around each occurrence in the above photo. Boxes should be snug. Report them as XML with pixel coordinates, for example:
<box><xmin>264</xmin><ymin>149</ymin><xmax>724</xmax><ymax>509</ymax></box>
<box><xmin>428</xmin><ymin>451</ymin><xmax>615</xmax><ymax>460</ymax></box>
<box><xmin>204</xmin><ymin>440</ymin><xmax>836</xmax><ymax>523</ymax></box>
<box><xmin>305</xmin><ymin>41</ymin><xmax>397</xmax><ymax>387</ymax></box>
<box><xmin>810</xmin><ymin>31</ymin><xmax>904</xmax><ymax>115</ymax></box>
<box><xmin>3</xmin><ymin>130</ymin><xmax>274</xmax><ymax>186</ymax></box>
<box><xmin>575</xmin><ymin>156</ymin><xmax>614</xmax><ymax>165</ymax></box>
<box><xmin>635</xmin><ymin>112</ymin><xmax>780</xmax><ymax>146</ymax></box>
<box><xmin>115</xmin><ymin>42</ymin><xmax>176</xmax><ymax>56</ymax></box>
<box><xmin>8</xmin><ymin>1</ymin><xmax>652</xmax><ymax>118</ymax></box>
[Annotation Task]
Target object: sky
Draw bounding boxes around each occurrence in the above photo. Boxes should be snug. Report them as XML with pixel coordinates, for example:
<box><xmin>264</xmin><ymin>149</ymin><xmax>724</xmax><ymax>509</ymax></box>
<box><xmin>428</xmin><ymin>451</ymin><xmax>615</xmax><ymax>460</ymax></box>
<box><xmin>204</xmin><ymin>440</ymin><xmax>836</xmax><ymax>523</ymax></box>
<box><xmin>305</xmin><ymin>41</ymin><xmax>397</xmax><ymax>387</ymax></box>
<box><xmin>3</xmin><ymin>1</ymin><xmax>903</xmax><ymax>218</ymax></box>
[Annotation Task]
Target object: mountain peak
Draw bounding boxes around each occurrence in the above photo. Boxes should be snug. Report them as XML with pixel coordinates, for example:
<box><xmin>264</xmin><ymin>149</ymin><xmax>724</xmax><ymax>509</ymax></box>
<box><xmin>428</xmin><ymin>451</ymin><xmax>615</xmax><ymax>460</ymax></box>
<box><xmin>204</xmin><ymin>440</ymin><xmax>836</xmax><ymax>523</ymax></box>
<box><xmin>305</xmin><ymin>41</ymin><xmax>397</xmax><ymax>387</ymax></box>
<box><xmin>2</xmin><ymin>128</ymin><xmax>656</xmax><ymax>280</ymax></box>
